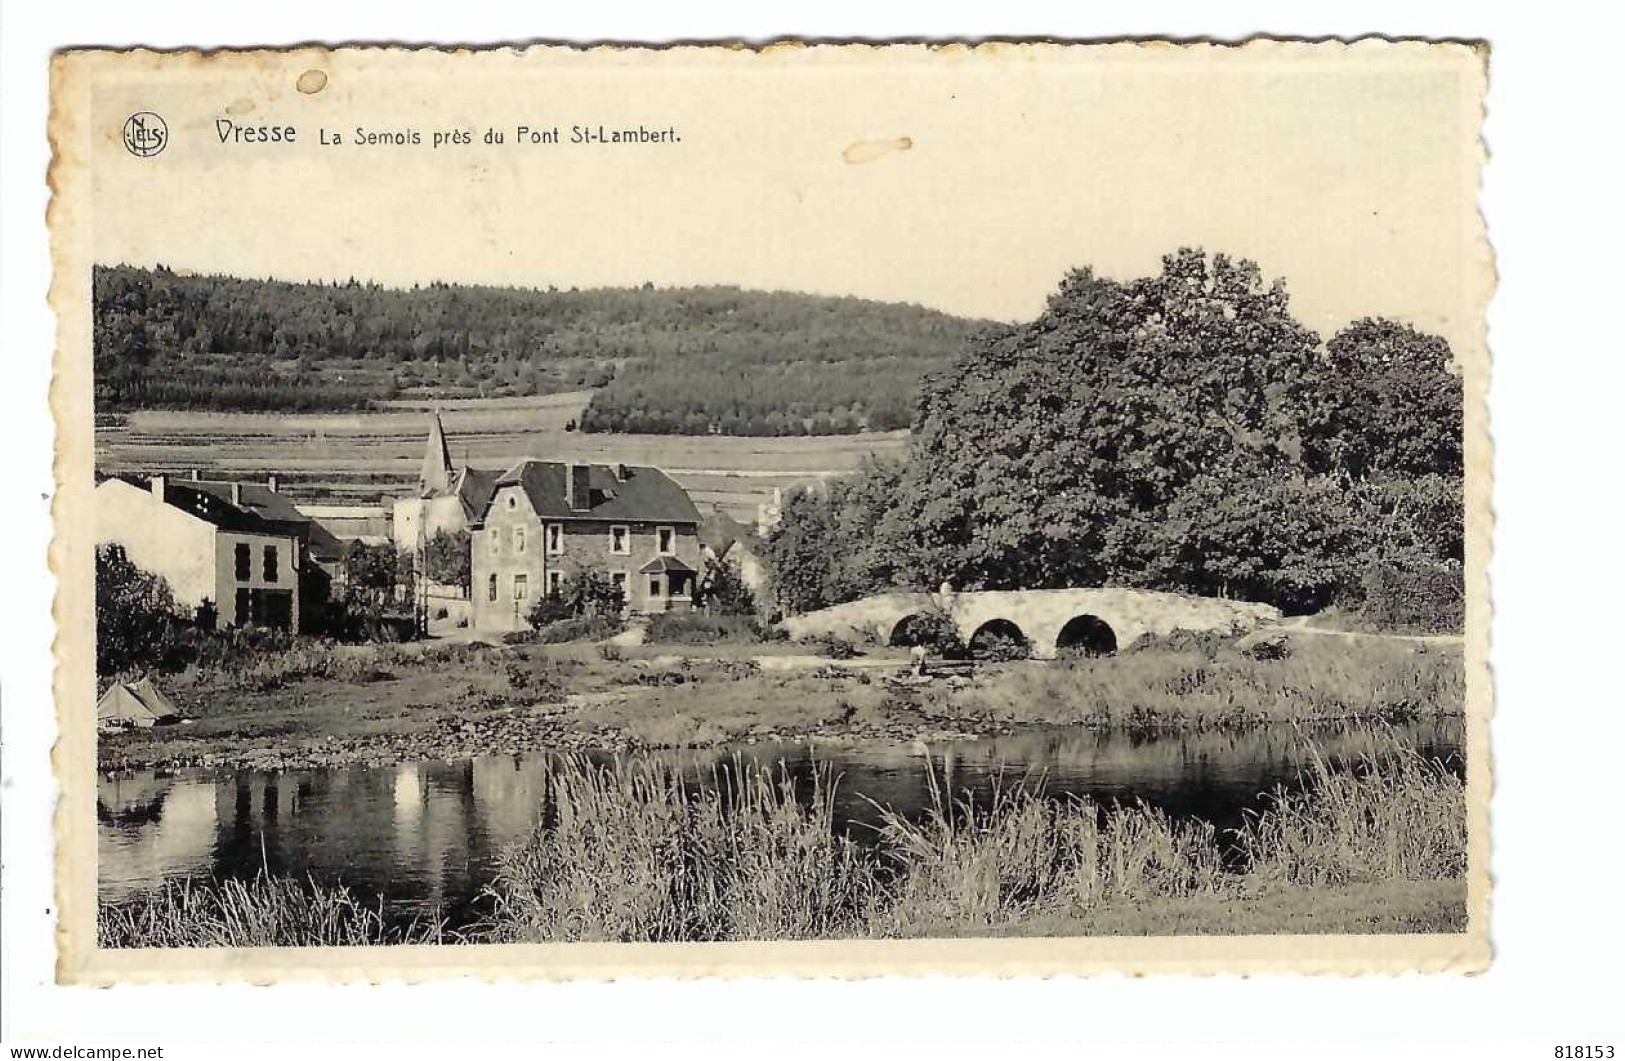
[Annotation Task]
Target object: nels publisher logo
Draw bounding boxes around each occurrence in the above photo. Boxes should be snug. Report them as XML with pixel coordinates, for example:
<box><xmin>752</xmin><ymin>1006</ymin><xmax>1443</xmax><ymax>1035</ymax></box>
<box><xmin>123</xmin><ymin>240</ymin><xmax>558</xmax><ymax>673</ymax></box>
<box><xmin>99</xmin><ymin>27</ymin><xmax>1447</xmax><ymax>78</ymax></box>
<box><xmin>122</xmin><ymin>111</ymin><xmax>168</xmax><ymax>158</ymax></box>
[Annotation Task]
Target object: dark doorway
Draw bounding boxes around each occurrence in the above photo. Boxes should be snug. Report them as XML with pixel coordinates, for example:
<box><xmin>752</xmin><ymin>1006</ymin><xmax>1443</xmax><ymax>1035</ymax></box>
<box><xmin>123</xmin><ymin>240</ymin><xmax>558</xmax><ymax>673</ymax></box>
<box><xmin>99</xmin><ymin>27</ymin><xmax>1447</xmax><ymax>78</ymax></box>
<box><xmin>1056</xmin><ymin>614</ymin><xmax>1118</xmax><ymax>657</ymax></box>
<box><xmin>968</xmin><ymin>618</ymin><xmax>1031</xmax><ymax>661</ymax></box>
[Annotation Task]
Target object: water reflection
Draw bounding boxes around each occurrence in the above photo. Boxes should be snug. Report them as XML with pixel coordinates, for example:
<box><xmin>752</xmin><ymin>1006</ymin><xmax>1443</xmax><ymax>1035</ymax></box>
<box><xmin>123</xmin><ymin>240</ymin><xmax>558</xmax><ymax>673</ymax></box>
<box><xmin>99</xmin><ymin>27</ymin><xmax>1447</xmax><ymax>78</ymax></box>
<box><xmin>99</xmin><ymin>719</ymin><xmax>1464</xmax><ymax>928</ymax></box>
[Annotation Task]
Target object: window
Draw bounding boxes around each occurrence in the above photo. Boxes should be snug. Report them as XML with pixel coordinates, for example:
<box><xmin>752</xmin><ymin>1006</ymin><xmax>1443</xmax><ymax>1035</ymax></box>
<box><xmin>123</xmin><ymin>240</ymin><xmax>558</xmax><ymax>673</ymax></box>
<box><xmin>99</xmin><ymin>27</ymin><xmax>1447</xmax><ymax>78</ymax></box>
<box><xmin>670</xmin><ymin>573</ymin><xmax>689</xmax><ymax>598</ymax></box>
<box><xmin>513</xmin><ymin>574</ymin><xmax>528</xmax><ymax>600</ymax></box>
<box><xmin>609</xmin><ymin>525</ymin><xmax>630</xmax><ymax>555</ymax></box>
<box><xmin>546</xmin><ymin>570</ymin><xmax>563</xmax><ymax>596</ymax></box>
<box><xmin>488</xmin><ymin>530</ymin><xmax>499</xmax><ymax>557</ymax></box>
<box><xmin>507</xmin><ymin>495</ymin><xmax>517</xmax><ymax>509</ymax></box>
<box><xmin>262</xmin><ymin>545</ymin><xmax>279</xmax><ymax>583</ymax></box>
<box><xmin>611</xmin><ymin>571</ymin><xmax>628</xmax><ymax>593</ymax></box>
<box><xmin>547</xmin><ymin>523</ymin><xmax>565</xmax><ymax>555</ymax></box>
<box><xmin>513</xmin><ymin>526</ymin><xmax>526</xmax><ymax>553</ymax></box>
<box><xmin>649</xmin><ymin>576</ymin><xmax>663</xmax><ymax>598</ymax></box>
<box><xmin>487</xmin><ymin>574</ymin><xmax>498</xmax><ymax>601</ymax></box>
<box><xmin>657</xmin><ymin>526</ymin><xmax>675</xmax><ymax>555</ymax></box>
<box><xmin>234</xmin><ymin>543</ymin><xmax>251</xmax><ymax>581</ymax></box>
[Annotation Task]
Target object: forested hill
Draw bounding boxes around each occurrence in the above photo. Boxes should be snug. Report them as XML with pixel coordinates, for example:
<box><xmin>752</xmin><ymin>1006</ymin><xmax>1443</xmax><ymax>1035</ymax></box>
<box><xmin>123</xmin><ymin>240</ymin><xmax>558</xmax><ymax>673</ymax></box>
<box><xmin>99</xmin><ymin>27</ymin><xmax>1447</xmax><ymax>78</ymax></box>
<box><xmin>92</xmin><ymin>265</ymin><xmax>993</xmax><ymax>431</ymax></box>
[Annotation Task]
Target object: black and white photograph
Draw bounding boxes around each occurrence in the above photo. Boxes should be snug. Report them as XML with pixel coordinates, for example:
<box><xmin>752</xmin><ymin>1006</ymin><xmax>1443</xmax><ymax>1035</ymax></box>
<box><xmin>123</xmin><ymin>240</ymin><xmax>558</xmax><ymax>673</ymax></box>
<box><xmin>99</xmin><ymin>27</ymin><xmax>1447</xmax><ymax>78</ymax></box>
<box><xmin>47</xmin><ymin>41</ymin><xmax>1488</xmax><ymax>978</ymax></box>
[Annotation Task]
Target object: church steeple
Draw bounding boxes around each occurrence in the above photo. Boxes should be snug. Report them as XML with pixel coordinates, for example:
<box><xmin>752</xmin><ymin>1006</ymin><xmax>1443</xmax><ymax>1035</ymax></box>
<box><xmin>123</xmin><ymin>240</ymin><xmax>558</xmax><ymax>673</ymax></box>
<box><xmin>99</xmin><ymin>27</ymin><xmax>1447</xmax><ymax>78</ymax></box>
<box><xmin>419</xmin><ymin>410</ymin><xmax>454</xmax><ymax>496</ymax></box>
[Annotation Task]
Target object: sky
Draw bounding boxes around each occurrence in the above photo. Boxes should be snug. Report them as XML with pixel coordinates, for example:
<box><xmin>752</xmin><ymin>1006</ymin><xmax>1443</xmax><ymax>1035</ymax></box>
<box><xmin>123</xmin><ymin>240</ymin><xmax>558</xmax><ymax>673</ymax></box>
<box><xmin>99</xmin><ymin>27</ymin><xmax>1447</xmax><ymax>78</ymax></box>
<box><xmin>81</xmin><ymin>44</ymin><xmax>1488</xmax><ymax>351</ymax></box>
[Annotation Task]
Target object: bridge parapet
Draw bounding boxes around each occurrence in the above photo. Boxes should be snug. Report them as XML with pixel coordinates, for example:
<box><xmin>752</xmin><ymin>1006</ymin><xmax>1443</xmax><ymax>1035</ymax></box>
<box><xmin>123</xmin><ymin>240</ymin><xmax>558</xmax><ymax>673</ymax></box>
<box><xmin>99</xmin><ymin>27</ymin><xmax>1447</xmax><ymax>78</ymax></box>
<box><xmin>780</xmin><ymin>587</ymin><xmax>1280</xmax><ymax>659</ymax></box>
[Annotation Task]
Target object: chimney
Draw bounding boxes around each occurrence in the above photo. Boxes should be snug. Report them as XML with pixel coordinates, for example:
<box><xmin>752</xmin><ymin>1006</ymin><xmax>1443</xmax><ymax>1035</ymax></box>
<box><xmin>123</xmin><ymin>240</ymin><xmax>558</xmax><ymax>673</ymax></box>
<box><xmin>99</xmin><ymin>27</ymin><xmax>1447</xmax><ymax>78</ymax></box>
<box><xmin>150</xmin><ymin>475</ymin><xmax>166</xmax><ymax>503</ymax></box>
<box><xmin>613</xmin><ymin>463</ymin><xmax>629</xmax><ymax>482</ymax></box>
<box><xmin>566</xmin><ymin>463</ymin><xmax>592</xmax><ymax>511</ymax></box>
<box><xmin>267</xmin><ymin>473</ymin><xmax>280</xmax><ymax>494</ymax></box>
<box><xmin>229</xmin><ymin>483</ymin><xmax>242</xmax><ymax>506</ymax></box>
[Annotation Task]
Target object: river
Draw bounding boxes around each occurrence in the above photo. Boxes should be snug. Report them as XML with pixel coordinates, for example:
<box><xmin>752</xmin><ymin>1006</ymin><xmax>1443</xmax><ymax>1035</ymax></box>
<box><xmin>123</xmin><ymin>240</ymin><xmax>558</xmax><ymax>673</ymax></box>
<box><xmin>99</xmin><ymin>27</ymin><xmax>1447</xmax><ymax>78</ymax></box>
<box><xmin>99</xmin><ymin>719</ymin><xmax>1464</xmax><ymax>929</ymax></box>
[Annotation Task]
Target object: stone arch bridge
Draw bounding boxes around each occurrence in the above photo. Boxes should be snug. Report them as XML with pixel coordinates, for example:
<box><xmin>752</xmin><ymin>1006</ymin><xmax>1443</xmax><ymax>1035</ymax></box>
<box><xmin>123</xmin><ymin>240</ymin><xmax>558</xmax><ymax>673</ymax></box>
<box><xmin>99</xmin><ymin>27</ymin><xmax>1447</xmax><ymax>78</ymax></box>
<box><xmin>780</xmin><ymin>588</ymin><xmax>1281</xmax><ymax>660</ymax></box>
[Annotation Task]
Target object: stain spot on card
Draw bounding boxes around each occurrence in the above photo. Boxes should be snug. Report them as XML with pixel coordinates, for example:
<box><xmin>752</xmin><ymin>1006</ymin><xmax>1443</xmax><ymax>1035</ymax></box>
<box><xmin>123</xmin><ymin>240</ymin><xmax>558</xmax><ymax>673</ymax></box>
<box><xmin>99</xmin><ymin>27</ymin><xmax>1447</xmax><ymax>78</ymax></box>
<box><xmin>226</xmin><ymin>98</ymin><xmax>256</xmax><ymax>116</ymax></box>
<box><xmin>842</xmin><ymin>136</ymin><xmax>913</xmax><ymax>165</ymax></box>
<box><xmin>296</xmin><ymin>69</ymin><xmax>328</xmax><ymax>95</ymax></box>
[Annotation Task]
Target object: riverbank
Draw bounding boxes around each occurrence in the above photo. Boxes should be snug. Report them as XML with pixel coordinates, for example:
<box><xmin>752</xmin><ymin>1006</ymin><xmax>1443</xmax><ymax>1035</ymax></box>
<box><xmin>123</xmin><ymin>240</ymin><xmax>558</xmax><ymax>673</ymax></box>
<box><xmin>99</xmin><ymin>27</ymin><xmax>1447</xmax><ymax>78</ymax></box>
<box><xmin>99</xmin><ymin>740</ymin><xmax>1468</xmax><ymax>946</ymax></box>
<box><xmin>97</xmin><ymin>630</ymin><xmax>1464</xmax><ymax>774</ymax></box>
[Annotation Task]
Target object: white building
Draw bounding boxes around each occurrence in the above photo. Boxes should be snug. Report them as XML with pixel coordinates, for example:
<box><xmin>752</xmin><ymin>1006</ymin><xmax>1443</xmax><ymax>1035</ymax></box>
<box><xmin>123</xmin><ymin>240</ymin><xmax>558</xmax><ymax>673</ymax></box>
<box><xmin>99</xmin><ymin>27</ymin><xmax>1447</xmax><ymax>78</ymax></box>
<box><xmin>95</xmin><ymin>475</ymin><xmax>311</xmax><ymax>631</ymax></box>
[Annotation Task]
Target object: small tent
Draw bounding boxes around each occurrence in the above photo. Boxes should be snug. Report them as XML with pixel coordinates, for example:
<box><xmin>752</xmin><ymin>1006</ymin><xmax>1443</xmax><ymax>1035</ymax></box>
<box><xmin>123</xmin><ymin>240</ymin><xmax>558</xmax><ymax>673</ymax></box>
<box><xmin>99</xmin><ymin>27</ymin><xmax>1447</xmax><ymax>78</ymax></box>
<box><xmin>129</xmin><ymin>678</ymin><xmax>180</xmax><ymax>720</ymax></box>
<box><xmin>96</xmin><ymin>680</ymin><xmax>180</xmax><ymax>732</ymax></box>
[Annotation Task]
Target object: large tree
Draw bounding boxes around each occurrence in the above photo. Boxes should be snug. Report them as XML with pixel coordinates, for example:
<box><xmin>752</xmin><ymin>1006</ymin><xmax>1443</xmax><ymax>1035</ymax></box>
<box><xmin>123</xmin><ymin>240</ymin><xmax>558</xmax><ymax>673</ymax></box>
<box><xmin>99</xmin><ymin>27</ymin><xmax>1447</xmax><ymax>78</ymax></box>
<box><xmin>892</xmin><ymin>249</ymin><xmax>1326</xmax><ymax>602</ymax></box>
<box><xmin>96</xmin><ymin>544</ymin><xmax>184</xmax><ymax>677</ymax></box>
<box><xmin>765</xmin><ymin>249</ymin><xmax>1464</xmax><ymax>615</ymax></box>
<box><xmin>424</xmin><ymin>528</ymin><xmax>472</xmax><ymax>595</ymax></box>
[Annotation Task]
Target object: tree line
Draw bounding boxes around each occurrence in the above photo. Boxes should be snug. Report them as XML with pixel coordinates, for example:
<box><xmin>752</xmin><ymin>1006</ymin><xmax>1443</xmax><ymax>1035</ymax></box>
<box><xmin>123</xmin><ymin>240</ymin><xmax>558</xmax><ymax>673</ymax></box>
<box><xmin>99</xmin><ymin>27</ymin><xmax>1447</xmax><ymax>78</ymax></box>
<box><xmin>92</xmin><ymin>265</ymin><xmax>985</xmax><ymax>428</ymax></box>
<box><xmin>761</xmin><ymin>249</ymin><xmax>1464</xmax><ymax>623</ymax></box>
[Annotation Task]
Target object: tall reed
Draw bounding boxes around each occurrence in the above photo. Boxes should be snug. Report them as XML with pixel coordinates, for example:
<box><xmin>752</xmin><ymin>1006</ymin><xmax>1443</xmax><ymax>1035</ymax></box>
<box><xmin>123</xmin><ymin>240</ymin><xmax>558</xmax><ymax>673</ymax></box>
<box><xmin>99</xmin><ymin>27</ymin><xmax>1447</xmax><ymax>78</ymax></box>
<box><xmin>1236</xmin><ymin>736</ymin><xmax>1467</xmax><ymax>885</ymax></box>
<box><xmin>866</xmin><ymin>758</ymin><xmax>1226</xmax><ymax>934</ymax></box>
<box><xmin>97</xmin><ymin>871</ymin><xmax>441</xmax><ymax>948</ymax></box>
<box><xmin>479</xmin><ymin>755</ymin><xmax>876</xmax><ymax>943</ymax></box>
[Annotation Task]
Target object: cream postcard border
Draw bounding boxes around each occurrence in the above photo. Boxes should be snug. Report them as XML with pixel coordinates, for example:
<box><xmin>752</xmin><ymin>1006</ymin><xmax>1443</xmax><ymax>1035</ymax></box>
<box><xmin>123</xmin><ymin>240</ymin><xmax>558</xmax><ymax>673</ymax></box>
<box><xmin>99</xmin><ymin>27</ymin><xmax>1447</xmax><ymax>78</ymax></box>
<box><xmin>47</xmin><ymin>39</ymin><xmax>1494</xmax><ymax>983</ymax></box>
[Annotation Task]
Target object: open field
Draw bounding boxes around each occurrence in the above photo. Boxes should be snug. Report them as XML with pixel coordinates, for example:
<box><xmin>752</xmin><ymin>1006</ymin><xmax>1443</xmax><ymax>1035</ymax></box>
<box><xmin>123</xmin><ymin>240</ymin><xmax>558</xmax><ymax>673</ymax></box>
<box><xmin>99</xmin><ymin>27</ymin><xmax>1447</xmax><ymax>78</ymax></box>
<box><xmin>95</xmin><ymin>395</ymin><xmax>910</xmax><ymax>518</ymax></box>
<box><xmin>97</xmin><ymin>630</ymin><xmax>1464</xmax><ymax>774</ymax></box>
<box><xmin>99</xmin><ymin>743</ymin><xmax>1467</xmax><ymax>946</ymax></box>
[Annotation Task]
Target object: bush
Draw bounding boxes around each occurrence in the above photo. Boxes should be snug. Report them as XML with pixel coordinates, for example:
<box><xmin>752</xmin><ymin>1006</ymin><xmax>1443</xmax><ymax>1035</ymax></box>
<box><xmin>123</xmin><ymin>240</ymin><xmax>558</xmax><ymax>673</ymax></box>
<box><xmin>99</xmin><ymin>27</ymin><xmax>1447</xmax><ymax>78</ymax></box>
<box><xmin>527</xmin><ymin>566</ymin><xmax>625</xmax><ymax>629</ymax></box>
<box><xmin>531</xmin><ymin>617</ymin><xmax>622</xmax><ymax>644</ymax></box>
<box><xmin>888</xmin><ymin>610</ymin><xmax>966</xmax><ymax>658</ymax></box>
<box><xmin>1350</xmin><ymin>561</ymin><xmax>1465</xmax><ymax>635</ymax></box>
<box><xmin>1242</xmin><ymin>632</ymin><xmax>1292</xmax><ymax>661</ymax></box>
<box><xmin>645</xmin><ymin>612</ymin><xmax>766</xmax><ymax>644</ymax></box>
<box><xmin>526</xmin><ymin>592</ymin><xmax>575</xmax><ymax>628</ymax></box>
<box><xmin>505</xmin><ymin>659</ymin><xmax>568</xmax><ymax>700</ymax></box>
<box><xmin>1125</xmin><ymin>627</ymin><xmax>1235</xmax><ymax>661</ymax></box>
<box><xmin>808</xmin><ymin>633</ymin><xmax>859</xmax><ymax>660</ymax></box>
<box><xmin>968</xmin><ymin>628</ymin><xmax>1030</xmax><ymax>662</ymax></box>
<box><xmin>96</xmin><ymin>544</ymin><xmax>187</xmax><ymax>677</ymax></box>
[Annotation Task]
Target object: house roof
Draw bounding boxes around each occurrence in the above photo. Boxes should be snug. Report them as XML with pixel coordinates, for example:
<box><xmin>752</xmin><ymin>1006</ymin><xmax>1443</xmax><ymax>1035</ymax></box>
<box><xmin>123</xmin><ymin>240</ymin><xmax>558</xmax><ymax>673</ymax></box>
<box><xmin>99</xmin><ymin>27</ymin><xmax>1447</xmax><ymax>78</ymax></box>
<box><xmin>699</xmin><ymin>507</ymin><xmax>758</xmax><ymax>555</ymax></box>
<box><xmin>452</xmin><ymin>467</ymin><xmax>501</xmax><ymax>522</ymax></box>
<box><xmin>113</xmin><ymin>475</ymin><xmax>340</xmax><ymax>558</ymax></box>
<box><xmin>419</xmin><ymin>412</ymin><xmax>455</xmax><ymax>496</ymax></box>
<box><xmin>117</xmin><ymin>476</ymin><xmax>307</xmax><ymax>538</ymax></box>
<box><xmin>484</xmin><ymin>461</ymin><xmax>702</xmax><ymax>526</ymax></box>
<box><xmin>188</xmin><ymin>480</ymin><xmax>346</xmax><ymax>562</ymax></box>
<box><xmin>639</xmin><ymin>555</ymin><xmax>697</xmax><ymax>574</ymax></box>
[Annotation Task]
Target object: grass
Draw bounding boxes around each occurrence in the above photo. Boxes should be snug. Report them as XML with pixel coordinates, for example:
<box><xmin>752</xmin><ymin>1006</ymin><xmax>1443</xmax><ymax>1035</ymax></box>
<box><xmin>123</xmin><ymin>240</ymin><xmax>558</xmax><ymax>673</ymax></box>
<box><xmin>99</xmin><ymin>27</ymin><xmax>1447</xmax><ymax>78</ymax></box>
<box><xmin>476</xmin><ymin>732</ymin><xmax>1466</xmax><ymax>943</ymax></box>
<box><xmin>97</xmin><ymin>871</ymin><xmax>444</xmax><ymax>948</ymax></box>
<box><xmin>885</xmin><ymin>879</ymin><xmax>1468</xmax><ymax>938</ymax></box>
<box><xmin>939</xmin><ymin>634</ymin><xmax>1463</xmax><ymax>730</ymax></box>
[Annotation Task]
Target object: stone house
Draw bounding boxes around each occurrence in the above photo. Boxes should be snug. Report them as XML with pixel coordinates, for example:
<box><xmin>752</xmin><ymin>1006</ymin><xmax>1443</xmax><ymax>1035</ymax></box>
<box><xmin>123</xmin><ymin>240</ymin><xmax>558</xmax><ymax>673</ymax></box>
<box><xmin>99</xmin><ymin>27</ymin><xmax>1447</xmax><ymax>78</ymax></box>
<box><xmin>95</xmin><ymin>474</ymin><xmax>323</xmax><ymax>632</ymax></box>
<box><xmin>470</xmin><ymin>459</ymin><xmax>702</xmax><ymax>632</ymax></box>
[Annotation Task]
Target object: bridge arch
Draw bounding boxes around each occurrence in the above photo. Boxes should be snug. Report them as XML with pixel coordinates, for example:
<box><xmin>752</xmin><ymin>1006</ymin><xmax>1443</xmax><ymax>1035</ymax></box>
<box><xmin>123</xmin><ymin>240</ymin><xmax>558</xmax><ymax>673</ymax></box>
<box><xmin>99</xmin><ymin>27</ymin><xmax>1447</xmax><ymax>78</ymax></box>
<box><xmin>1055</xmin><ymin>613</ymin><xmax>1118</xmax><ymax>657</ymax></box>
<box><xmin>967</xmin><ymin>617</ymin><xmax>1032</xmax><ymax>660</ymax></box>
<box><xmin>887</xmin><ymin>612</ymin><xmax>933</xmax><ymax>647</ymax></box>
